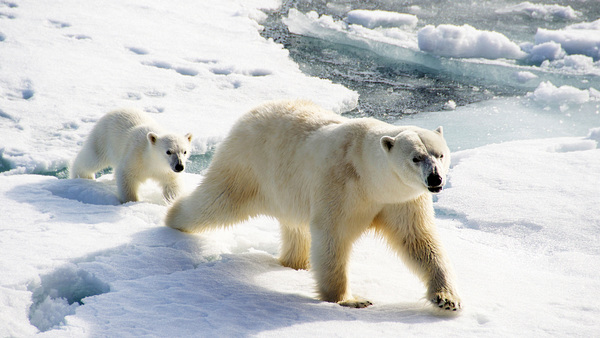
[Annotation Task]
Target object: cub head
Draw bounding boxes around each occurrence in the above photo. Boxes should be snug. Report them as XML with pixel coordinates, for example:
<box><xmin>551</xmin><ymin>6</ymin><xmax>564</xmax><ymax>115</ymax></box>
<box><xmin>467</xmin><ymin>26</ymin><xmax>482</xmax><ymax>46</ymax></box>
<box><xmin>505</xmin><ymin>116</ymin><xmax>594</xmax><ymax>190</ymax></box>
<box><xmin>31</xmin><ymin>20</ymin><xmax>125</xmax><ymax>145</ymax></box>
<box><xmin>380</xmin><ymin>126</ymin><xmax>450</xmax><ymax>193</ymax></box>
<box><xmin>147</xmin><ymin>132</ymin><xmax>193</xmax><ymax>173</ymax></box>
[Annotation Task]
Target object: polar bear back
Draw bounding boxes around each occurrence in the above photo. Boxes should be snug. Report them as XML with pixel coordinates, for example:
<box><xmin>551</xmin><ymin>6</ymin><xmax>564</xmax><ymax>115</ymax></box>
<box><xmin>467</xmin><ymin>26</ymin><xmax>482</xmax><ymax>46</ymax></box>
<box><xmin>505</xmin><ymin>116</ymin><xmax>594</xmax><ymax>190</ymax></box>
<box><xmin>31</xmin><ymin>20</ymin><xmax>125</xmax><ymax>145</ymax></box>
<box><xmin>88</xmin><ymin>109</ymin><xmax>160</xmax><ymax>164</ymax></box>
<box><xmin>214</xmin><ymin>101</ymin><xmax>342</xmax><ymax>221</ymax></box>
<box><xmin>207</xmin><ymin>100</ymin><xmax>418</xmax><ymax>223</ymax></box>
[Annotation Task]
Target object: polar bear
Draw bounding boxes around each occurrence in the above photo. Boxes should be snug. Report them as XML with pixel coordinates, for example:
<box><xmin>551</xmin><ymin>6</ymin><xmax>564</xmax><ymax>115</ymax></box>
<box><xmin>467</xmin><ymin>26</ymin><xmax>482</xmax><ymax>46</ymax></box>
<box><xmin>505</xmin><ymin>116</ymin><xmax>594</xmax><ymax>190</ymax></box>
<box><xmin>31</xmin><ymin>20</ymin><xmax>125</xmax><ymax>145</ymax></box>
<box><xmin>166</xmin><ymin>100</ymin><xmax>460</xmax><ymax>311</ymax></box>
<box><xmin>70</xmin><ymin>108</ymin><xmax>192</xmax><ymax>203</ymax></box>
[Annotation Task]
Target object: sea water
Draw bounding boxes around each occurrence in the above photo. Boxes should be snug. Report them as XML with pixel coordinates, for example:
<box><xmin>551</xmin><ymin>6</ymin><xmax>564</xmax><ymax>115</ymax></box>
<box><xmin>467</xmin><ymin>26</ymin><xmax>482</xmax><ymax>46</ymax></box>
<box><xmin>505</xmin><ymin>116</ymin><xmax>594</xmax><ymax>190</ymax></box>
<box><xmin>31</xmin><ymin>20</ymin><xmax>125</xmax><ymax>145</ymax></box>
<box><xmin>259</xmin><ymin>0</ymin><xmax>600</xmax><ymax>150</ymax></box>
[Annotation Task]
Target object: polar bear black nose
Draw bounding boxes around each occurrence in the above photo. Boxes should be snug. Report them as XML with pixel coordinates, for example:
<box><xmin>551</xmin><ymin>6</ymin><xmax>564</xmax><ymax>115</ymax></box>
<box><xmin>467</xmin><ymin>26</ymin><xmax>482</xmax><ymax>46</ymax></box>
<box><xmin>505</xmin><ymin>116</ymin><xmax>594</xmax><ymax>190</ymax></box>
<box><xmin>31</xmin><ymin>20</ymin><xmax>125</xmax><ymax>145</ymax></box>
<box><xmin>427</xmin><ymin>173</ymin><xmax>442</xmax><ymax>187</ymax></box>
<box><xmin>174</xmin><ymin>163</ymin><xmax>184</xmax><ymax>172</ymax></box>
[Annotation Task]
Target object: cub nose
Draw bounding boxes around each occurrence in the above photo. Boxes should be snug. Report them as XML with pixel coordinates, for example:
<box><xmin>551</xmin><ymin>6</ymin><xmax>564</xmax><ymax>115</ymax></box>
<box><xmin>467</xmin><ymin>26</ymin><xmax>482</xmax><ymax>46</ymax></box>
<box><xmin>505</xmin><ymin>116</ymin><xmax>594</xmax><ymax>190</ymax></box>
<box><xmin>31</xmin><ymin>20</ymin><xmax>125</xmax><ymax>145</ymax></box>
<box><xmin>427</xmin><ymin>173</ymin><xmax>442</xmax><ymax>187</ymax></box>
<box><xmin>174</xmin><ymin>163</ymin><xmax>184</xmax><ymax>172</ymax></box>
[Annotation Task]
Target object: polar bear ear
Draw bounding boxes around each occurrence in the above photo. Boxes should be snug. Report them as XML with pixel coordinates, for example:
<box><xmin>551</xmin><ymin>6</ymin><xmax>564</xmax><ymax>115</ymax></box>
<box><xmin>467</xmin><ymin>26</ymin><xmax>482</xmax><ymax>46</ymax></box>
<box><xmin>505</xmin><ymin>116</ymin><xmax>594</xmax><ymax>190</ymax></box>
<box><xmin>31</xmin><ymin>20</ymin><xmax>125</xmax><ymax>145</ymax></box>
<box><xmin>185</xmin><ymin>133</ymin><xmax>193</xmax><ymax>143</ymax></box>
<box><xmin>381</xmin><ymin>136</ymin><xmax>395</xmax><ymax>152</ymax></box>
<box><xmin>435</xmin><ymin>126</ymin><xmax>444</xmax><ymax>136</ymax></box>
<box><xmin>147</xmin><ymin>132</ymin><xmax>158</xmax><ymax>145</ymax></box>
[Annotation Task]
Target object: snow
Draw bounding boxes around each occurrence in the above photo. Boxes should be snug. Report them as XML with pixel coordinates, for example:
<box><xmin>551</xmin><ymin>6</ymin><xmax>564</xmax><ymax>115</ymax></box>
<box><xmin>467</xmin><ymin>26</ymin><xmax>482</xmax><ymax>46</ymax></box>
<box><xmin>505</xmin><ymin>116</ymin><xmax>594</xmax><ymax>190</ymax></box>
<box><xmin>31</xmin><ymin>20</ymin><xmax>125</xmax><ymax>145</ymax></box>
<box><xmin>529</xmin><ymin>81</ymin><xmax>600</xmax><ymax>111</ymax></box>
<box><xmin>541</xmin><ymin>54</ymin><xmax>600</xmax><ymax>75</ymax></box>
<box><xmin>496</xmin><ymin>2</ymin><xmax>581</xmax><ymax>21</ymax></box>
<box><xmin>345</xmin><ymin>10</ymin><xmax>418</xmax><ymax>29</ymax></box>
<box><xmin>526</xmin><ymin>41</ymin><xmax>566</xmax><ymax>64</ymax></box>
<box><xmin>514</xmin><ymin>70</ymin><xmax>539</xmax><ymax>83</ymax></box>
<box><xmin>417</xmin><ymin>24</ymin><xmax>527</xmax><ymax>60</ymax></box>
<box><xmin>535</xmin><ymin>19</ymin><xmax>600</xmax><ymax>61</ymax></box>
<box><xmin>283</xmin><ymin>9</ymin><xmax>418</xmax><ymax>50</ymax></box>
<box><xmin>1</xmin><ymin>0</ymin><xmax>600</xmax><ymax>337</ymax></box>
<box><xmin>0</xmin><ymin>0</ymin><xmax>357</xmax><ymax>175</ymax></box>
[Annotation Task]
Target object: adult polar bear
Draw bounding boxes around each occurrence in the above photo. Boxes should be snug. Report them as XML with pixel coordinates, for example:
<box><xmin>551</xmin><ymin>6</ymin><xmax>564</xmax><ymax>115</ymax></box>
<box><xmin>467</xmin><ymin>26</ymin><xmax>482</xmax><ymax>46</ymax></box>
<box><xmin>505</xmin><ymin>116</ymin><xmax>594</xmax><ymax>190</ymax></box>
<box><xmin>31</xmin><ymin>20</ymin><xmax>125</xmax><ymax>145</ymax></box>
<box><xmin>70</xmin><ymin>109</ymin><xmax>192</xmax><ymax>203</ymax></box>
<box><xmin>166</xmin><ymin>100</ymin><xmax>461</xmax><ymax>311</ymax></box>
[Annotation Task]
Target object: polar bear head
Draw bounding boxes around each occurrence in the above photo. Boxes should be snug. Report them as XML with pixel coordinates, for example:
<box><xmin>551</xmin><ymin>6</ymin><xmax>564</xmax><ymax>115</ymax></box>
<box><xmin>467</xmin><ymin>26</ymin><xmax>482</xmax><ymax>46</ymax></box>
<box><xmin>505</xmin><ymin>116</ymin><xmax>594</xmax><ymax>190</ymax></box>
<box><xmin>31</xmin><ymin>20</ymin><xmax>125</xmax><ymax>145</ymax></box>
<box><xmin>380</xmin><ymin>127</ymin><xmax>450</xmax><ymax>193</ymax></box>
<box><xmin>147</xmin><ymin>132</ymin><xmax>193</xmax><ymax>173</ymax></box>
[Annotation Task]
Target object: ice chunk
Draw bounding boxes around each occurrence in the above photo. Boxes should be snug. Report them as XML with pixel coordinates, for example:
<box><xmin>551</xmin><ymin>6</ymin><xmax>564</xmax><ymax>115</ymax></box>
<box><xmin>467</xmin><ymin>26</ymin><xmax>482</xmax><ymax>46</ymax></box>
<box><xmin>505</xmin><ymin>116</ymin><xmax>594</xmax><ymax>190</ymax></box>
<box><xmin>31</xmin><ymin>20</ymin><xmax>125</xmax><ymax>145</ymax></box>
<box><xmin>588</xmin><ymin>128</ymin><xmax>600</xmax><ymax>143</ymax></box>
<box><xmin>529</xmin><ymin>81</ymin><xmax>599</xmax><ymax>110</ymax></box>
<box><xmin>527</xmin><ymin>41</ymin><xmax>566</xmax><ymax>64</ymax></box>
<box><xmin>418</xmin><ymin>24</ymin><xmax>527</xmax><ymax>59</ymax></box>
<box><xmin>443</xmin><ymin>100</ymin><xmax>457</xmax><ymax>110</ymax></box>
<box><xmin>284</xmin><ymin>9</ymin><xmax>418</xmax><ymax>49</ymax></box>
<box><xmin>496</xmin><ymin>2</ymin><xmax>581</xmax><ymax>21</ymax></box>
<box><xmin>540</xmin><ymin>54</ymin><xmax>600</xmax><ymax>75</ymax></box>
<box><xmin>569</xmin><ymin>19</ymin><xmax>600</xmax><ymax>30</ymax></box>
<box><xmin>548</xmin><ymin>139</ymin><xmax>597</xmax><ymax>153</ymax></box>
<box><xmin>535</xmin><ymin>19</ymin><xmax>600</xmax><ymax>60</ymax></box>
<box><xmin>345</xmin><ymin>10</ymin><xmax>417</xmax><ymax>29</ymax></box>
<box><xmin>514</xmin><ymin>71</ymin><xmax>539</xmax><ymax>83</ymax></box>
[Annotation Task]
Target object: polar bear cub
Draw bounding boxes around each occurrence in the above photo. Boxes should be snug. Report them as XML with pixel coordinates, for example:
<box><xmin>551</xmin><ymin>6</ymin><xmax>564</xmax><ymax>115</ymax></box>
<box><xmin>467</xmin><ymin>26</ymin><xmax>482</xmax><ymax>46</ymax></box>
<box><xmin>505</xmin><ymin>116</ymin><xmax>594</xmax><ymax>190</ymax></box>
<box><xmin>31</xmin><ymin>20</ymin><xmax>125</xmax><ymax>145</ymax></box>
<box><xmin>166</xmin><ymin>100</ymin><xmax>460</xmax><ymax>311</ymax></box>
<box><xmin>70</xmin><ymin>108</ymin><xmax>192</xmax><ymax>203</ymax></box>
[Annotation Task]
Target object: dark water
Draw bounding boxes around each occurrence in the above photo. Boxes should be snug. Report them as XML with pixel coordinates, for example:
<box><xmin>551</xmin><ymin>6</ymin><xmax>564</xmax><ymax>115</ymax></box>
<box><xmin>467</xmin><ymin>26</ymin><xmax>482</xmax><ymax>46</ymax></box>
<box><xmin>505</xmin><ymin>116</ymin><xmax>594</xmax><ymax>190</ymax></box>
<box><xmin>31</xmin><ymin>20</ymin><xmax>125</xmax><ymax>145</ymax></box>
<box><xmin>259</xmin><ymin>1</ymin><xmax>528</xmax><ymax>120</ymax></box>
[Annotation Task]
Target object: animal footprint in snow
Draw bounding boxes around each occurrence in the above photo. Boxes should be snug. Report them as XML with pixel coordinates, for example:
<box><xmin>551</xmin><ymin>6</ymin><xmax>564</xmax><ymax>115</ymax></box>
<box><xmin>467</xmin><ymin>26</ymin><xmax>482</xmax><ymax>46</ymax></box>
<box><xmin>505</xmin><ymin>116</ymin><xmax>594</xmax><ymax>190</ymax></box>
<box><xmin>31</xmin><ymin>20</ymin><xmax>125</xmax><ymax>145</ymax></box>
<box><xmin>127</xmin><ymin>46</ymin><xmax>150</xmax><ymax>55</ymax></box>
<box><xmin>66</xmin><ymin>34</ymin><xmax>91</xmax><ymax>40</ymax></box>
<box><xmin>48</xmin><ymin>19</ymin><xmax>71</xmax><ymax>28</ymax></box>
<box><xmin>0</xmin><ymin>1</ymin><xmax>17</xmax><ymax>8</ymax></box>
<box><xmin>142</xmin><ymin>60</ymin><xmax>199</xmax><ymax>77</ymax></box>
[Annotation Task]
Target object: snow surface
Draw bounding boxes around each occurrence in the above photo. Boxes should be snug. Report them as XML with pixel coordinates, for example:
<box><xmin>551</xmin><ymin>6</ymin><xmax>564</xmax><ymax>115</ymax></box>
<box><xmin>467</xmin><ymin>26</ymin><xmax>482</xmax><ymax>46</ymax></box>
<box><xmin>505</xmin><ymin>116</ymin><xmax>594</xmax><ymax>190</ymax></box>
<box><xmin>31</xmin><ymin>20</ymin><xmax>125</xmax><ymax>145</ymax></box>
<box><xmin>1</xmin><ymin>0</ymin><xmax>600</xmax><ymax>337</ymax></box>
<box><xmin>0</xmin><ymin>0</ymin><xmax>357</xmax><ymax>175</ymax></box>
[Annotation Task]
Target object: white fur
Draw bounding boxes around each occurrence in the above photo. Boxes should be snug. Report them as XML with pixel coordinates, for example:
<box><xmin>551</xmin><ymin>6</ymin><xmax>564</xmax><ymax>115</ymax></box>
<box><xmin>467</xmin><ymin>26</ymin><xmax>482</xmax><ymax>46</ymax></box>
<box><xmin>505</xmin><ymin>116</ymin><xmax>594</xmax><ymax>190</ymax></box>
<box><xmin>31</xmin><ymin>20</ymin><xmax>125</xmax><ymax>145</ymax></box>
<box><xmin>166</xmin><ymin>100</ymin><xmax>460</xmax><ymax>310</ymax></box>
<box><xmin>70</xmin><ymin>108</ymin><xmax>192</xmax><ymax>203</ymax></box>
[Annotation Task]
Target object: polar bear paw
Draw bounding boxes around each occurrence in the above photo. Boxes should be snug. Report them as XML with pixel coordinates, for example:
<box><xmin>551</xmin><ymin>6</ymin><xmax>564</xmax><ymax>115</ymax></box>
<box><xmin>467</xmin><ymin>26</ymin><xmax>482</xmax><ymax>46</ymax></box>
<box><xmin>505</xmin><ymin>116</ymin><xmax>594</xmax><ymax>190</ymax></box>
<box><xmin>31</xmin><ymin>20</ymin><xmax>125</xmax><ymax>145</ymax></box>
<box><xmin>338</xmin><ymin>297</ymin><xmax>373</xmax><ymax>308</ymax></box>
<box><xmin>432</xmin><ymin>292</ymin><xmax>461</xmax><ymax>312</ymax></box>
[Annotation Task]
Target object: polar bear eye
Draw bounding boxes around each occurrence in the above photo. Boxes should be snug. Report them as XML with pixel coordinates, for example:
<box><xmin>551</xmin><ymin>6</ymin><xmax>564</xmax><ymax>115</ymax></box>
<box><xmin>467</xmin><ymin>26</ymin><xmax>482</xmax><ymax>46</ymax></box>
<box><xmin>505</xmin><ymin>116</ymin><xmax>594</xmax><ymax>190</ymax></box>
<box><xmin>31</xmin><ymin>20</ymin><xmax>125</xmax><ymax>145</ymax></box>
<box><xmin>184</xmin><ymin>151</ymin><xmax>187</xmax><ymax>155</ymax></box>
<box><xmin>439</xmin><ymin>154</ymin><xmax>444</xmax><ymax>159</ymax></box>
<box><xmin>166</xmin><ymin>150</ymin><xmax>172</xmax><ymax>155</ymax></box>
<box><xmin>412</xmin><ymin>157</ymin><xmax>421</xmax><ymax>163</ymax></box>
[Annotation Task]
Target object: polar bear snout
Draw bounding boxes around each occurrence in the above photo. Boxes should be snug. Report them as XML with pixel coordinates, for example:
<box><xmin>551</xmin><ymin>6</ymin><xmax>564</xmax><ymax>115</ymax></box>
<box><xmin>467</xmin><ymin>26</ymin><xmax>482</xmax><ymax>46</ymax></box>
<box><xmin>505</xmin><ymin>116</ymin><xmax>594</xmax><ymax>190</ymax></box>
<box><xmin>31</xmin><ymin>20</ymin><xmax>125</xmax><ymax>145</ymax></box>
<box><xmin>170</xmin><ymin>158</ymin><xmax>185</xmax><ymax>173</ymax></box>
<box><xmin>427</xmin><ymin>173</ymin><xmax>443</xmax><ymax>192</ymax></box>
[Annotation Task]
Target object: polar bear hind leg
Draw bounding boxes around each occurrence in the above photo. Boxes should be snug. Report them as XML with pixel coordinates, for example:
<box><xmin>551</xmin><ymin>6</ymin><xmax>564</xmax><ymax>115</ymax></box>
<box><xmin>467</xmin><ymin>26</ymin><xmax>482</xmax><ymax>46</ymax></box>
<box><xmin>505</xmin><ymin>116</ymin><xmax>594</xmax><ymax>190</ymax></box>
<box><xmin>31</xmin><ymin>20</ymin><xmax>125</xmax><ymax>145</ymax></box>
<box><xmin>165</xmin><ymin>165</ymin><xmax>261</xmax><ymax>233</ymax></box>
<box><xmin>70</xmin><ymin>143</ymin><xmax>107</xmax><ymax>179</ymax></box>
<box><xmin>278</xmin><ymin>223</ymin><xmax>311</xmax><ymax>270</ymax></box>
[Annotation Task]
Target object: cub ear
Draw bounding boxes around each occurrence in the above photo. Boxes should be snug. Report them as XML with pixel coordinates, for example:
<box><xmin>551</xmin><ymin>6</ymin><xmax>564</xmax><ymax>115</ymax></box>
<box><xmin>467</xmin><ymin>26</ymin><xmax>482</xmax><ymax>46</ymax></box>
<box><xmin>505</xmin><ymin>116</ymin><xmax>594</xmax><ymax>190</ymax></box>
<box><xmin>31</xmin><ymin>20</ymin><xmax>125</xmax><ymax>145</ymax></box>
<box><xmin>185</xmin><ymin>133</ymin><xmax>193</xmax><ymax>143</ymax></box>
<box><xmin>147</xmin><ymin>132</ymin><xmax>158</xmax><ymax>145</ymax></box>
<box><xmin>435</xmin><ymin>126</ymin><xmax>444</xmax><ymax>136</ymax></box>
<box><xmin>380</xmin><ymin>136</ymin><xmax>395</xmax><ymax>152</ymax></box>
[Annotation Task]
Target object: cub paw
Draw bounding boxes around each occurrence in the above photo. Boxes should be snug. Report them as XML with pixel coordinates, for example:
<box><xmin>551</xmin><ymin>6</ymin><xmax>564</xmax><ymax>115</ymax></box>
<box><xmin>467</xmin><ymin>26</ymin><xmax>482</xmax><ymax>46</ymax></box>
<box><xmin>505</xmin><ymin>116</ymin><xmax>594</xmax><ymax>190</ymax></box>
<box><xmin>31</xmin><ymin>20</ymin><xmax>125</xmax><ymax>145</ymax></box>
<box><xmin>431</xmin><ymin>292</ymin><xmax>461</xmax><ymax>312</ymax></box>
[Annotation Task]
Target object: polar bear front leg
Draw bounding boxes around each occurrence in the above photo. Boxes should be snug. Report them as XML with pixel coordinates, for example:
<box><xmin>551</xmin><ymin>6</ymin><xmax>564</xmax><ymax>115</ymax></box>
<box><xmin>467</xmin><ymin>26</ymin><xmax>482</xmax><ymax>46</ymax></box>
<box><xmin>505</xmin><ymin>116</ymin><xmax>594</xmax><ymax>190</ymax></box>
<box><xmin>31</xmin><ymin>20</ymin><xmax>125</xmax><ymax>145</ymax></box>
<box><xmin>309</xmin><ymin>216</ymin><xmax>373</xmax><ymax>308</ymax></box>
<box><xmin>374</xmin><ymin>195</ymin><xmax>461</xmax><ymax>311</ymax></box>
<box><xmin>116</xmin><ymin>167</ymin><xmax>140</xmax><ymax>203</ymax></box>
<box><xmin>161</xmin><ymin>176</ymin><xmax>181</xmax><ymax>203</ymax></box>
